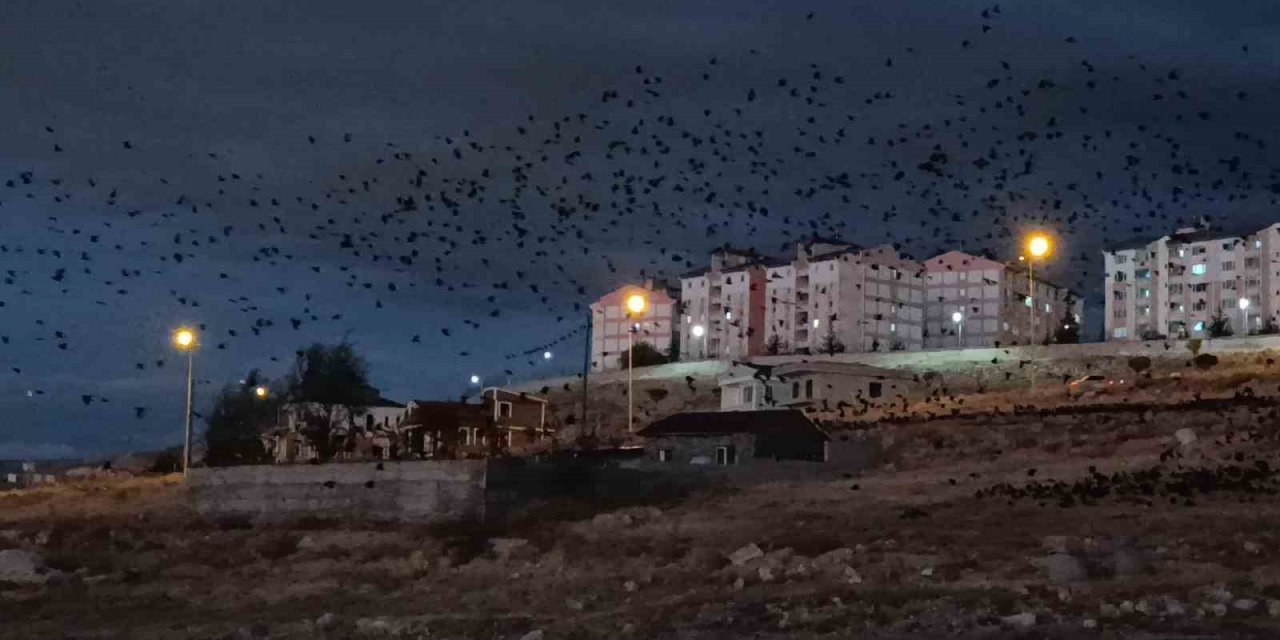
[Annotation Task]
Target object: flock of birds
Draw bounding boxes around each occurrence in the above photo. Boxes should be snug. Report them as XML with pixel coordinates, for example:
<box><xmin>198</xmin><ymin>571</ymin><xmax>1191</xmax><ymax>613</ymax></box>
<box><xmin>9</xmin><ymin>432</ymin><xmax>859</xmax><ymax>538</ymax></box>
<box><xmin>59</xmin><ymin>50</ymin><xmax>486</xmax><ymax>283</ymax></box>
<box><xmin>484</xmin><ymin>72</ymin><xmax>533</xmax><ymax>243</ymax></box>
<box><xmin>1</xmin><ymin>4</ymin><xmax>1278</xmax><ymax>447</ymax></box>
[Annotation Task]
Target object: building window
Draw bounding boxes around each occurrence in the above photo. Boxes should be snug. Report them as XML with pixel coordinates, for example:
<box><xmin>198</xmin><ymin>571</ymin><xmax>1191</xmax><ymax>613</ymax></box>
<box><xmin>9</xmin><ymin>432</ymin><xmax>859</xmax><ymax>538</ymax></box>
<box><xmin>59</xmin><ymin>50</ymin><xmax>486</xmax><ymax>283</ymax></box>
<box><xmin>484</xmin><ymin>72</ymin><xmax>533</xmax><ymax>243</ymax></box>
<box><xmin>1135</xmin><ymin>269</ymin><xmax>1151</xmax><ymax>280</ymax></box>
<box><xmin>658</xmin><ymin>449</ymin><xmax>672</xmax><ymax>463</ymax></box>
<box><xmin>1115</xmin><ymin>272</ymin><xmax>1127</xmax><ymax>282</ymax></box>
<box><xmin>459</xmin><ymin>427</ymin><xmax>473</xmax><ymax>446</ymax></box>
<box><xmin>1168</xmin><ymin>284</ymin><xmax>1183</xmax><ymax>294</ymax></box>
<box><xmin>1192</xmin><ymin>283</ymin><xmax>1208</xmax><ymax>292</ymax></box>
<box><xmin>1113</xmin><ymin>327</ymin><xmax>1128</xmax><ymax>338</ymax></box>
<box><xmin>1193</xmin><ymin>321</ymin><xmax>1205</xmax><ymax>332</ymax></box>
<box><xmin>1246</xmin><ymin>257</ymin><xmax>1260</xmax><ymax>268</ymax></box>
<box><xmin>792</xmin><ymin>382</ymin><xmax>800</xmax><ymax>398</ymax></box>
<box><xmin>805</xmin><ymin>379</ymin><xmax>814</xmax><ymax>398</ymax></box>
<box><xmin>1222</xmin><ymin>242</ymin><xmax>1233</xmax><ymax>251</ymax></box>
<box><xmin>1139</xmin><ymin>288</ymin><xmax>1151</xmax><ymax>298</ymax></box>
<box><xmin>869</xmin><ymin>382</ymin><xmax>882</xmax><ymax>398</ymax></box>
<box><xmin>498</xmin><ymin>401</ymin><xmax>513</xmax><ymax>418</ymax></box>
<box><xmin>714</xmin><ymin>446</ymin><xmax>736</xmax><ymax>466</ymax></box>
<box><xmin>741</xmin><ymin>386</ymin><xmax>754</xmax><ymax>405</ymax></box>
<box><xmin>1191</xmin><ymin>264</ymin><xmax>1207</xmax><ymax>276</ymax></box>
<box><xmin>1193</xmin><ymin>246</ymin><xmax>1207</xmax><ymax>255</ymax></box>
<box><xmin>1255</xmin><ymin>239</ymin><xmax>1263</xmax><ymax>249</ymax></box>
<box><xmin>1115</xmin><ymin>254</ymin><xmax>1129</xmax><ymax>264</ymax></box>
<box><xmin>1223</xmin><ymin>261</ymin><xmax>1236</xmax><ymax>271</ymax></box>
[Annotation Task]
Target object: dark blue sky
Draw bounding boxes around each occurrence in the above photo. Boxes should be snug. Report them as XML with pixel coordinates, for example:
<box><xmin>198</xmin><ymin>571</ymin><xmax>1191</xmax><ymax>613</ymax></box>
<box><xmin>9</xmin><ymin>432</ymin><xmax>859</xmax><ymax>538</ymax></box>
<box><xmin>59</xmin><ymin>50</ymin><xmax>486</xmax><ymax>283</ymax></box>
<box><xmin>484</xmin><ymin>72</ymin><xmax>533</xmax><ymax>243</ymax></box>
<box><xmin>1</xmin><ymin>0</ymin><xmax>1278</xmax><ymax>458</ymax></box>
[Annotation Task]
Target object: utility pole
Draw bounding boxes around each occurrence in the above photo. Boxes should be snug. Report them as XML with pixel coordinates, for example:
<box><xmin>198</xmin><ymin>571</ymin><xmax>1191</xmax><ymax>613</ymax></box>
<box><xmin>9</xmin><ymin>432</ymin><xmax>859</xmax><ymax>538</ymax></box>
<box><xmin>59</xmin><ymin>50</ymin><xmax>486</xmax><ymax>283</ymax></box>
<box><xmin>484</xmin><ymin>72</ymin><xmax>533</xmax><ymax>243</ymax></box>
<box><xmin>580</xmin><ymin>310</ymin><xmax>592</xmax><ymax>436</ymax></box>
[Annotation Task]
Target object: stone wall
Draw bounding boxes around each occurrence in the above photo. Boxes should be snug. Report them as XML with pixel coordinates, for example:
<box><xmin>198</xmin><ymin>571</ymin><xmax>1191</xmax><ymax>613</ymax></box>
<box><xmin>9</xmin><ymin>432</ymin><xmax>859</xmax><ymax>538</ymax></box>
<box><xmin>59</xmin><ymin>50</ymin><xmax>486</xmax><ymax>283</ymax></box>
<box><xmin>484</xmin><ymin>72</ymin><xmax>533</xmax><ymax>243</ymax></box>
<box><xmin>188</xmin><ymin>460</ymin><xmax>487</xmax><ymax>524</ymax></box>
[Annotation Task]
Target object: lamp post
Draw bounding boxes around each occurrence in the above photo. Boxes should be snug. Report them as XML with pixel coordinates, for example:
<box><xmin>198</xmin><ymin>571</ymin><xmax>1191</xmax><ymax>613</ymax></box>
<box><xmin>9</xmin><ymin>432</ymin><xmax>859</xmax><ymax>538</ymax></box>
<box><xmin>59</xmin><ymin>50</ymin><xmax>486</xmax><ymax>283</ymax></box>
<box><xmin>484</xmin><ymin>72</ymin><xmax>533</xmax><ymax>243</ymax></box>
<box><xmin>951</xmin><ymin>311</ymin><xmax>964</xmax><ymax>348</ymax></box>
<box><xmin>691</xmin><ymin>323</ymin><xmax>706</xmax><ymax>359</ymax></box>
<box><xmin>1239</xmin><ymin>297</ymin><xmax>1251</xmax><ymax>335</ymax></box>
<box><xmin>1025</xmin><ymin>234</ymin><xmax>1051</xmax><ymax>345</ymax></box>
<box><xmin>172</xmin><ymin>328</ymin><xmax>197</xmax><ymax>477</ymax></box>
<box><xmin>624</xmin><ymin>291</ymin><xmax>649</xmax><ymax>433</ymax></box>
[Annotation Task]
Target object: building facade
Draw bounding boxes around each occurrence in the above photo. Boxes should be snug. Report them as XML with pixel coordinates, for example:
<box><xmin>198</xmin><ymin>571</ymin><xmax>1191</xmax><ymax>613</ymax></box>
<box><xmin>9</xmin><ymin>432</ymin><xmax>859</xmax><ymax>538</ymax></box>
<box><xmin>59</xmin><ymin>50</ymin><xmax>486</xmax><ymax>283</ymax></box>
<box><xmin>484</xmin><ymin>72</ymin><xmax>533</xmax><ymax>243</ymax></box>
<box><xmin>589</xmin><ymin>281</ymin><xmax>677</xmax><ymax>371</ymax></box>
<box><xmin>763</xmin><ymin>242</ymin><xmax>926</xmax><ymax>354</ymax></box>
<box><xmin>717</xmin><ymin>361</ymin><xmax>919</xmax><ymax>416</ymax></box>
<box><xmin>924</xmin><ymin>250</ymin><xmax>1081</xmax><ymax>348</ymax></box>
<box><xmin>1104</xmin><ymin>224</ymin><xmax>1280</xmax><ymax>341</ymax></box>
<box><xmin>678</xmin><ymin>248</ymin><xmax>769</xmax><ymax>361</ymax></box>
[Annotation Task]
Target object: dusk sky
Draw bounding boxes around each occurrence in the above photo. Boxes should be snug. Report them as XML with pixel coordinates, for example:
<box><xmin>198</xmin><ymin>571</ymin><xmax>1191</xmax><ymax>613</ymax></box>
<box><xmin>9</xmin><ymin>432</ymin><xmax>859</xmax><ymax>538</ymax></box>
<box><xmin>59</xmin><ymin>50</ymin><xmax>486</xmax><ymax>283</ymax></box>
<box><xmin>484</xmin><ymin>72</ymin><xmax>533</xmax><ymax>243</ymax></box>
<box><xmin>2</xmin><ymin>0</ymin><xmax>1278</xmax><ymax>459</ymax></box>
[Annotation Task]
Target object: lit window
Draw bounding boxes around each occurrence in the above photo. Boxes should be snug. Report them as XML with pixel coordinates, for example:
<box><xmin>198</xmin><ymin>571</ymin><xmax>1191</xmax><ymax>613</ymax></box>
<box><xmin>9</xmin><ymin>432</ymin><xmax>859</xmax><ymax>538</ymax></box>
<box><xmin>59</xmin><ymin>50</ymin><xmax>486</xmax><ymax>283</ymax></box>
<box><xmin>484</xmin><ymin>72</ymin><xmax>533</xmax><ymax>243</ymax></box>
<box><xmin>812</xmin><ymin>318</ymin><xmax>820</xmax><ymax>328</ymax></box>
<box><xmin>1024</xmin><ymin>297</ymin><xmax>1033</xmax><ymax>308</ymax></box>
<box><xmin>1191</xmin><ymin>264</ymin><xmax>1207</xmax><ymax>276</ymax></box>
<box><xmin>1193</xmin><ymin>321</ymin><xmax>1205</xmax><ymax>331</ymax></box>
<box><xmin>890</xmin><ymin>323</ymin><xmax>897</xmax><ymax>332</ymax></box>
<box><xmin>725</xmin><ymin>311</ymin><xmax>733</xmax><ymax>320</ymax></box>
<box><xmin>1113</xmin><ymin>327</ymin><xmax>1128</xmax><ymax>338</ymax></box>
<box><xmin>1256</xmin><ymin>239</ymin><xmax>1263</xmax><ymax>249</ymax></box>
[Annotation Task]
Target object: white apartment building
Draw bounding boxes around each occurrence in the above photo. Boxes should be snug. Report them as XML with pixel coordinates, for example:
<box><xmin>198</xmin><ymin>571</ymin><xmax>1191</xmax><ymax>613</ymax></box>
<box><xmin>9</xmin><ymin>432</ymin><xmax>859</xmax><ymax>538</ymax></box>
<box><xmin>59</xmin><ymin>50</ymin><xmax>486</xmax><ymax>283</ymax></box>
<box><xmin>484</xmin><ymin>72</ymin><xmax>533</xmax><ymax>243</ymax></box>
<box><xmin>763</xmin><ymin>241</ymin><xmax>926</xmax><ymax>353</ymax></box>
<box><xmin>924</xmin><ymin>250</ymin><xmax>1081</xmax><ymax>348</ymax></box>
<box><xmin>679</xmin><ymin>248</ymin><xmax>768</xmax><ymax>361</ymax></box>
<box><xmin>1104</xmin><ymin>224</ymin><xmax>1280</xmax><ymax>341</ymax></box>
<box><xmin>589</xmin><ymin>281</ymin><xmax>677</xmax><ymax>371</ymax></box>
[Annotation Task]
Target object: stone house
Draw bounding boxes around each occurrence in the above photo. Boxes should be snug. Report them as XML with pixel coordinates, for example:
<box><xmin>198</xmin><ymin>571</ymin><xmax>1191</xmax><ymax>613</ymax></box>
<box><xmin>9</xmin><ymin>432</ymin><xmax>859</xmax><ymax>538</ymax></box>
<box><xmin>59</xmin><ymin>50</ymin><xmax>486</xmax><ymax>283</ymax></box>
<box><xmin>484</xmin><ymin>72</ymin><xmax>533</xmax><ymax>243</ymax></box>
<box><xmin>263</xmin><ymin>397</ymin><xmax>407</xmax><ymax>463</ymax></box>
<box><xmin>482</xmin><ymin>388</ymin><xmax>554</xmax><ymax>453</ymax></box>
<box><xmin>637</xmin><ymin>410</ymin><xmax>829</xmax><ymax>466</ymax></box>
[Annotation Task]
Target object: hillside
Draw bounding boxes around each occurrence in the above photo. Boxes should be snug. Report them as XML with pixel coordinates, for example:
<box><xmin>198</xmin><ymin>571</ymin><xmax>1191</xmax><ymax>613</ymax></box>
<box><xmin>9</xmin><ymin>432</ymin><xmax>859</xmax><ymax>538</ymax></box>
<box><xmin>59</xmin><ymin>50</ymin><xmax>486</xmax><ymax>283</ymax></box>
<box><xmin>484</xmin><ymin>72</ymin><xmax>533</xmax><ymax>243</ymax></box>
<box><xmin>2</xmin><ymin>376</ymin><xmax>1280</xmax><ymax>638</ymax></box>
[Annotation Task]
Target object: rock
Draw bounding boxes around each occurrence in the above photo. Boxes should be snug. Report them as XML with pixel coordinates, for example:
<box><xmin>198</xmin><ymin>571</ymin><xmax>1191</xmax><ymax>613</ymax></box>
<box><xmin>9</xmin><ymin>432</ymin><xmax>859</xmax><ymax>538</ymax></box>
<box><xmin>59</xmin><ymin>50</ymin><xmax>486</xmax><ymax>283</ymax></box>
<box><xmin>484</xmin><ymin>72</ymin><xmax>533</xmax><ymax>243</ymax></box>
<box><xmin>234</xmin><ymin>623</ymin><xmax>269</xmax><ymax>640</ymax></box>
<box><xmin>1042</xmin><ymin>536</ymin><xmax>1071</xmax><ymax>553</ymax></box>
<box><xmin>727</xmin><ymin>543</ymin><xmax>764</xmax><ymax>566</ymax></box>
<box><xmin>1099</xmin><ymin>603</ymin><xmax>1120</xmax><ymax>618</ymax></box>
<box><xmin>296</xmin><ymin>535</ymin><xmax>317</xmax><ymax>552</ymax></box>
<box><xmin>0</xmin><ymin>549</ymin><xmax>54</xmax><ymax>584</ymax></box>
<box><xmin>1110</xmin><ymin>547</ymin><xmax>1145</xmax><ymax>577</ymax></box>
<box><xmin>1233</xmin><ymin>598</ymin><xmax>1257</xmax><ymax>612</ymax></box>
<box><xmin>1082</xmin><ymin>618</ymin><xmax>1098</xmax><ymax>629</ymax></box>
<box><xmin>812</xmin><ymin>548</ymin><xmax>854</xmax><ymax>568</ymax></box>
<box><xmin>518</xmin><ymin>630</ymin><xmax>544</xmax><ymax>640</ymax></box>
<box><xmin>1267</xmin><ymin>599</ymin><xmax>1280</xmax><ymax>618</ymax></box>
<box><xmin>621</xmin><ymin>623</ymin><xmax>636</xmax><ymax>634</ymax></box>
<box><xmin>1243</xmin><ymin>540</ymin><xmax>1262</xmax><ymax>554</ymax></box>
<box><xmin>758</xmin><ymin>565</ymin><xmax>775</xmax><ymax>582</ymax></box>
<box><xmin>1036</xmin><ymin>552</ymin><xmax>1086</xmax><ymax>585</ymax></box>
<box><xmin>732</xmin><ymin>577</ymin><xmax>744</xmax><ymax>591</ymax></box>
<box><xmin>1164</xmin><ymin>598</ymin><xmax>1186</xmax><ymax>617</ymax></box>
<box><xmin>841</xmin><ymin>566</ymin><xmax>863</xmax><ymax>584</ymax></box>
<box><xmin>623</xmin><ymin>580</ymin><xmax>637</xmax><ymax>592</ymax></box>
<box><xmin>1119</xmin><ymin>600</ymin><xmax>1135</xmax><ymax>614</ymax></box>
<box><xmin>315</xmin><ymin>612</ymin><xmax>338</xmax><ymax>630</ymax></box>
<box><xmin>1174</xmin><ymin>428</ymin><xmax>1197</xmax><ymax>446</ymax></box>
<box><xmin>920</xmin><ymin>567</ymin><xmax>934</xmax><ymax>577</ymax></box>
<box><xmin>565</xmin><ymin>597</ymin><xmax>585</xmax><ymax>611</ymax></box>
<box><xmin>1001</xmin><ymin>612</ymin><xmax>1036</xmax><ymax>628</ymax></box>
<box><xmin>489</xmin><ymin>537</ymin><xmax>533</xmax><ymax>562</ymax></box>
<box><xmin>1210</xmin><ymin>603</ymin><xmax>1228</xmax><ymax>617</ymax></box>
<box><xmin>1135</xmin><ymin>599</ymin><xmax>1153</xmax><ymax>615</ymax></box>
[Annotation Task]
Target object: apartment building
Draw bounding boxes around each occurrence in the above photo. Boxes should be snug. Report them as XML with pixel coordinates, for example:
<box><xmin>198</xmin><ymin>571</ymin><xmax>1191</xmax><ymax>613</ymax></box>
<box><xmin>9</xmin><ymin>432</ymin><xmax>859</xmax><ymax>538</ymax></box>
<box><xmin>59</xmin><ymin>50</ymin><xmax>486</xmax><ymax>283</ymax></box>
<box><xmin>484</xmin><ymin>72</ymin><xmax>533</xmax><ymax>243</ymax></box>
<box><xmin>678</xmin><ymin>248</ymin><xmax>769</xmax><ymax>361</ymax></box>
<box><xmin>589</xmin><ymin>281</ymin><xmax>677</xmax><ymax>371</ymax></box>
<box><xmin>1104</xmin><ymin>224</ymin><xmax>1280</xmax><ymax>340</ymax></box>
<box><xmin>924</xmin><ymin>250</ymin><xmax>1082</xmax><ymax>348</ymax></box>
<box><xmin>763</xmin><ymin>240</ymin><xmax>926</xmax><ymax>354</ymax></box>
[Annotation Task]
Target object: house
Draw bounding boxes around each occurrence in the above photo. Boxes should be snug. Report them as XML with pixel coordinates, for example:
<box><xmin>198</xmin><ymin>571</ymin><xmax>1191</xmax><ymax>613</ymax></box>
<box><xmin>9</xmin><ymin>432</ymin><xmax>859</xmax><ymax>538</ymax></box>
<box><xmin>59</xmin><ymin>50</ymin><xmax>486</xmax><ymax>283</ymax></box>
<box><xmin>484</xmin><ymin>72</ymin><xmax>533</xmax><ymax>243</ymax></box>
<box><xmin>399</xmin><ymin>400</ymin><xmax>493</xmax><ymax>459</ymax></box>
<box><xmin>718</xmin><ymin>361</ymin><xmax>918</xmax><ymax>418</ymax></box>
<box><xmin>924</xmin><ymin>250</ymin><xmax>1080</xmax><ymax>348</ymax></box>
<box><xmin>590</xmin><ymin>280</ymin><xmax>678</xmax><ymax>371</ymax></box>
<box><xmin>638</xmin><ymin>410</ymin><xmax>829</xmax><ymax>465</ymax></box>
<box><xmin>482</xmin><ymin>388</ymin><xmax>554</xmax><ymax>453</ymax></box>
<box><xmin>1103</xmin><ymin>222</ymin><xmax>1280</xmax><ymax>341</ymax></box>
<box><xmin>264</xmin><ymin>397</ymin><xmax>407</xmax><ymax>463</ymax></box>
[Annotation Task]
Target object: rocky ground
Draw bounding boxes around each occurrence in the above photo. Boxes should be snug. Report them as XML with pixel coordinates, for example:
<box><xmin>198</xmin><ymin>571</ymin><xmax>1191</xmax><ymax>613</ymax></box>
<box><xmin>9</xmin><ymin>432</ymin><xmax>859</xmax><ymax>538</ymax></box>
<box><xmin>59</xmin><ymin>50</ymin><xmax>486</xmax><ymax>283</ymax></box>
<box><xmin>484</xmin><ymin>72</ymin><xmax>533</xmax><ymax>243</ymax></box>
<box><xmin>4</xmin><ymin>370</ymin><xmax>1280</xmax><ymax>638</ymax></box>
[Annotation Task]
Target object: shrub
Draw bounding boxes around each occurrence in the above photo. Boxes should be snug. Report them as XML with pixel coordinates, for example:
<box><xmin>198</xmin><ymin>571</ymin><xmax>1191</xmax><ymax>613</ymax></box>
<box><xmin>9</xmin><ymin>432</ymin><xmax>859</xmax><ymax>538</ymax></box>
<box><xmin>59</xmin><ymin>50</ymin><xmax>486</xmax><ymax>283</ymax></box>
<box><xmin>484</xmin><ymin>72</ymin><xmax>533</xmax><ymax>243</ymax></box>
<box><xmin>1127</xmin><ymin>356</ymin><xmax>1152</xmax><ymax>377</ymax></box>
<box><xmin>1194</xmin><ymin>353</ymin><xmax>1219</xmax><ymax>371</ymax></box>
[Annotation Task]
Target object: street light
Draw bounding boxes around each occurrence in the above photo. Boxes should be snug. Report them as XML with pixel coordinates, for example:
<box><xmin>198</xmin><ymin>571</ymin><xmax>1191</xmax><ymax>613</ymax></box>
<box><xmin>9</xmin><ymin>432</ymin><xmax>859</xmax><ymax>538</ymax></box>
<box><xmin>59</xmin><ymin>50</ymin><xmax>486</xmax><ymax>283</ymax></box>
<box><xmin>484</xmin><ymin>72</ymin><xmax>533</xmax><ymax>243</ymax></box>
<box><xmin>254</xmin><ymin>385</ymin><xmax>268</xmax><ymax>399</ymax></box>
<box><xmin>623</xmin><ymin>290</ymin><xmax>650</xmax><ymax>434</ymax></box>
<box><xmin>543</xmin><ymin>350</ymin><xmax>553</xmax><ymax>360</ymax></box>
<box><xmin>1024</xmin><ymin>233</ymin><xmax>1052</xmax><ymax>346</ymax></box>
<box><xmin>171</xmin><ymin>327</ymin><xmax>198</xmax><ymax>477</ymax></box>
<box><xmin>1239</xmin><ymin>297</ymin><xmax>1251</xmax><ymax>335</ymax></box>
<box><xmin>691</xmin><ymin>324</ymin><xmax>706</xmax><ymax>360</ymax></box>
<box><xmin>951</xmin><ymin>311</ymin><xmax>964</xmax><ymax>348</ymax></box>
<box><xmin>469</xmin><ymin>374</ymin><xmax>481</xmax><ymax>385</ymax></box>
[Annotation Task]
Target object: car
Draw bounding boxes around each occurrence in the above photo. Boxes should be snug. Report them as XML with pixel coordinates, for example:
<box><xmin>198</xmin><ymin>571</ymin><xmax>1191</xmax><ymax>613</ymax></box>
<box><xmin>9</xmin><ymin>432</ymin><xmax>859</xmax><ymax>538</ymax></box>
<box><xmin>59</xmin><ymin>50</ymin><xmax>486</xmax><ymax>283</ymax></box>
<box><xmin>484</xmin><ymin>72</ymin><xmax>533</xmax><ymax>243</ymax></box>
<box><xmin>1067</xmin><ymin>374</ymin><xmax>1125</xmax><ymax>397</ymax></box>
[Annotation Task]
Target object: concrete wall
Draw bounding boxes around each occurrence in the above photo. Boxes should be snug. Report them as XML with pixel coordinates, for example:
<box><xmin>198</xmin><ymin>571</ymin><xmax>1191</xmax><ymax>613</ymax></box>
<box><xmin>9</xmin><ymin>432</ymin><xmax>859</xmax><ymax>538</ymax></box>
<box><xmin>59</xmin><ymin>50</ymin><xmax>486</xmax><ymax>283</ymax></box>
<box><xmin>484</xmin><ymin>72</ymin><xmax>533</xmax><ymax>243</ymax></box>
<box><xmin>188</xmin><ymin>460</ymin><xmax>487</xmax><ymax>524</ymax></box>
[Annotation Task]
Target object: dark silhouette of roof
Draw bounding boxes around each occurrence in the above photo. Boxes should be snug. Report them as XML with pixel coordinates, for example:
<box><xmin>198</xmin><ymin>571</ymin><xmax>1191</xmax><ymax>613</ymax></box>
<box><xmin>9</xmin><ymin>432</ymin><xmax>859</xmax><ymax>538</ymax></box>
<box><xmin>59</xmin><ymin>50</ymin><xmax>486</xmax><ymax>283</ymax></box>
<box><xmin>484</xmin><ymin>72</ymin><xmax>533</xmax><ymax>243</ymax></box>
<box><xmin>638</xmin><ymin>410</ymin><xmax>828</xmax><ymax>440</ymax></box>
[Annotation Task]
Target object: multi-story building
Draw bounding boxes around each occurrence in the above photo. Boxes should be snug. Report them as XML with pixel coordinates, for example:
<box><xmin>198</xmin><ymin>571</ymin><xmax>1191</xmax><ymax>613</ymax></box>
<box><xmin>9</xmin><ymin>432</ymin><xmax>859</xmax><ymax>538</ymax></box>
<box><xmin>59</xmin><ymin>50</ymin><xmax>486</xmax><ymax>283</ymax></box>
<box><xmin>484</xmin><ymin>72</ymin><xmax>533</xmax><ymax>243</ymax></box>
<box><xmin>763</xmin><ymin>240</ymin><xmax>926</xmax><ymax>353</ymax></box>
<box><xmin>1104</xmin><ymin>223</ymin><xmax>1280</xmax><ymax>341</ymax></box>
<box><xmin>924</xmin><ymin>250</ymin><xmax>1081</xmax><ymax>348</ymax></box>
<box><xmin>589</xmin><ymin>281</ymin><xmax>677</xmax><ymax>371</ymax></box>
<box><xmin>678</xmin><ymin>248</ymin><xmax>769</xmax><ymax>361</ymax></box>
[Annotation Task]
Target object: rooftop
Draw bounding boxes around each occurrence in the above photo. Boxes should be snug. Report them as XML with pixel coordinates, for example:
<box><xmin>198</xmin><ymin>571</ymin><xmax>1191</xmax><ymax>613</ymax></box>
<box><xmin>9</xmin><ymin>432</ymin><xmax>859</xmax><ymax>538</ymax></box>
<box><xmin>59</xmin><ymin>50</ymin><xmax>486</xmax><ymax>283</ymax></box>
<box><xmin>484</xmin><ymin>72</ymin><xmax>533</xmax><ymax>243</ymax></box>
<box><xmin>638</xmin><ymin>409</ymin><xmax>829</xmax><ymax>440</ymax></box>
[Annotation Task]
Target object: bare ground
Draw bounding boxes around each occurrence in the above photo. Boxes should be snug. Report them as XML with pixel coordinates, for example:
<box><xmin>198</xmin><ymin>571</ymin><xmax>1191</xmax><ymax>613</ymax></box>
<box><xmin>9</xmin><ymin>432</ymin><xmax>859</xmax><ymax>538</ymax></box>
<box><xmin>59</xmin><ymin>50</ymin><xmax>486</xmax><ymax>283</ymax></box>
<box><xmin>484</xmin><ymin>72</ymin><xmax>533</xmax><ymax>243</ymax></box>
<box><xmin>3</xmin><ymin>372</ymin><xmax>1280</xmax><ymax>638</ymax></box>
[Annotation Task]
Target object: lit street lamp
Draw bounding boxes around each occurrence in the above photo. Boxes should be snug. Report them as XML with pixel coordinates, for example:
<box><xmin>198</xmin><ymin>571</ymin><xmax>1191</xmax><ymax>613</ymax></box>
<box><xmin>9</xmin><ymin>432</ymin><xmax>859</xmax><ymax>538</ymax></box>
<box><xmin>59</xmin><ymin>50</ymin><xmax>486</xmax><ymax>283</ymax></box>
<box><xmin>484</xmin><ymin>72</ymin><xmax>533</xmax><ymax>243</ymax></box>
<box><xmin>624</xmin><ymin>291</ymin><xmax>649</xmax><ymax>433</ymax></box>
<box><xmin>1025</xmin><ymin>233</ymin><xmax>1052</xmax><ymax>346</ymax></box>
<box><xmin>469</xmin><ymin>374</ymin><xmax>481</xmax><ymax>385</ymax></box>
<box><xmin>951</xmin><ymin>311</ymin><xmax>964</xmax><ymax>348</ymax></box>
<box><xmin>691</xmin><ymin>323</ymin><xmax>706</xmax><ymax>359</ymax></box>
<box><xmin>1239</xmin><ymin>297</ymin><xmax>1251</xmax><ymax>335</ymax></box>
<box><xmin>254</xmin><ymin>385</ymin><xmax>268</xmax><ymax>399</ymax></box>
<box><xmin>171</xmin><ymin>327</ymin><xmax>198</xmax><ymax>477</ymax></box>
<box><xmin>543</xmin><ymin>350</ymin><xmax>553</xmax><ymax>361</ymax></box>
